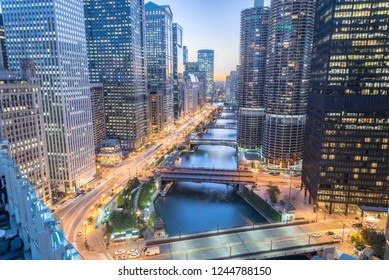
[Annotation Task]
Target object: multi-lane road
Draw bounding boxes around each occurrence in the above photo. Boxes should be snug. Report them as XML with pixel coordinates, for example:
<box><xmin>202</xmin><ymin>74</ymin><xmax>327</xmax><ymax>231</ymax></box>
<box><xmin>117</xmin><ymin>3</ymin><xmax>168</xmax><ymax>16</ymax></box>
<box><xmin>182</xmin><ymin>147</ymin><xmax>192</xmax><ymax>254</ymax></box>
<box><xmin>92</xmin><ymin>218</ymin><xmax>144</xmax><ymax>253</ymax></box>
<box><xmin>54</xmin><ymin>106</ymin><xmax>216</xmax><ymax>260</ymax></box>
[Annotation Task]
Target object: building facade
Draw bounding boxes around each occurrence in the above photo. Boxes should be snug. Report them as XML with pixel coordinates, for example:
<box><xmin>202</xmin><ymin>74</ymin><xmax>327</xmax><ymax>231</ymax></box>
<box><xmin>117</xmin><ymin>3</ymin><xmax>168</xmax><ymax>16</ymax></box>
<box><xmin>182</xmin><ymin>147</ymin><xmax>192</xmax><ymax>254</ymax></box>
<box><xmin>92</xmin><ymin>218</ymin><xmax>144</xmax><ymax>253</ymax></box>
<box><xmin>145</xmin><ymin>2</ymin><xmax>174</xmax><ymax>134</ymax></box>
<box><xmin>302</xmin><ymin>0</ymin><xmax>389</xmax><ymax>214</ymax></box>
<box><xmin>149</xmin><ymin>92</ymin><xmax>164</xmax><ymax>136</ymax></box>
<box><xmin>2</xmin><ymin>0</ymin><xmax>96</xmax><ymax>193</ymax></box>
<box><xmin>85</xmin><ymin>0</ymin><xmax>149</xmax><ymax>151</ymax></box>
<box><xmin>237</xmin><ymin>2</ymin><xmax>269</xmax><ymax>150</ymax></box>
<box><xmin>183</xmin><ymin>46</ymin><xmax>188</xmax><ymax>64</ymax></box>
<box><xmin>0</xmin><ymin>14</ymin><xmax>8</xmax><ymax>70</ymax></box>
<box><xmin>90</xmin><ymin>83</ymin><xmax>106</xmax><ymax>147</ymax></box>
<box><xmin>0</xmin><ymin>62</ymin><xmax>51</xmax><ymax>204</ymax></box>
<box><xmin>0</xmin><ymin>141</ymin><xmax>79</xmax><ymax>260</ymax></box>
<box><xmin>173</xmin><ymin>23</ymin><xmax>184</xmax><ymax>120</ymax></box>
<box><xmin>198</xmin><ymin>49</ymin><xmax>215</xmax><ymax>97</ymax></box>
<box><xmin>262</xmin><ymin>0</ymin><xmax>315</xmax><ymax>167</ymax></box>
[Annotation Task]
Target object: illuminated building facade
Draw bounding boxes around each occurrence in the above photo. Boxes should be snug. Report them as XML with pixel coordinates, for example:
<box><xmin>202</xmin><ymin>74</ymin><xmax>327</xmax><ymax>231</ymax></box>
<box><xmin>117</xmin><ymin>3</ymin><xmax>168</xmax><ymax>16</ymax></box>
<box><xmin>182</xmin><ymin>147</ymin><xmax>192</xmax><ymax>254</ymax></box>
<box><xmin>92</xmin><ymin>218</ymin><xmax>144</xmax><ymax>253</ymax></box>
<box><xmin>0</xmin><ymin>61</ymin><xmax>51</xmax><ymax>204</ymax></box>
<box><xmin>85</xmin><ymin>0</ymin><xmax>149</xmax><ymax>151</ymax></box>
<box><xmin>237</xmin><ymin>2</ymin><xmax>269</xmax><ymax>150</ymax></box>
<box><xmin>197</xmin><ymin>49</ymin><xmax>214</xmax><ymax>97</ymax></box>
<box><xmin>0</xmin><ymin>141</ymin><xmax>79</xmax><ymax>260</ymax></box>
<box><xmin>262</xmin><ymin>0</ymin><xmax>315</xmax><ymax>167</ymax></box>
<box><xmin>2</xmin><ymin>0</ymin><xmax>96</xmax><ymax>193</ymax></box>
<box><xmin>90</xmin><ymin>83</ymin><xmax>106</xmax><ymax>147</ymax></box>
<box><xmin>0</xmin><ymin>14</ymin><xmax>8</xmax><ymax>70</ymax></box>
<box><xmin>173</xmin><ymin>23</ymin><xmax>184</xmax><ymax>120</ymax></box>
<box><xmin>302</xmin><ymin>0</ymin><xmax>389</xmax><ymax>214</ymax></box>
<box><xmin>145</xmin><ymin>2</ymin><xmax>174</xmax><ymax>133</ymax></box>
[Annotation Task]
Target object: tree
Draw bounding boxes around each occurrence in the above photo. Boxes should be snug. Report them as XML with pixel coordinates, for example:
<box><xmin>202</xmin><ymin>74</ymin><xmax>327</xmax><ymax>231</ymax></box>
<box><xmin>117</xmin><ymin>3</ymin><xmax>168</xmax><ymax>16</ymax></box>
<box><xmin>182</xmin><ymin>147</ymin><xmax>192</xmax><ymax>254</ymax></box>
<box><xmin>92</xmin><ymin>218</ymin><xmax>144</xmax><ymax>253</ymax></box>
<box><xmin>108</xmin><ymin>210</ymin><xmax>137</xmax><ymax>232</ymax></box>
<box><xmin>266</xmin><ymin>184</ymin><xmax>281</xmax><ymax>204</ymax></box>
<box><xmin>361</xmin><ymin>229</ymin><xmax>386</xmax><ymax>259</ymax></box>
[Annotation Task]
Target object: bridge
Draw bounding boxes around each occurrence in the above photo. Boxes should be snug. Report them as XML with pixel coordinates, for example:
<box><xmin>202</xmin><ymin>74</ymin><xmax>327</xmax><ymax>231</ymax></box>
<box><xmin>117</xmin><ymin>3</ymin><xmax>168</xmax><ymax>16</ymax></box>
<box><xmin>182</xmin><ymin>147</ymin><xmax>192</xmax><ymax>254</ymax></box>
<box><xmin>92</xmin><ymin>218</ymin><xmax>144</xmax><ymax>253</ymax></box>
<box><xmin>185</xmin><ymin>138</ymin><xmax>238</xmax><ymax>149</ymax></box>
<box><xmin>204</xmin><ymin>124</ymin><xmax>237</xmax><ymax>130</ymax></box>
<box><xmin>214</xmin><ymin>115</ymin><xmax>237</xmax><ymax>120</ymax></box>
<box><xmin>154</xmin><ymin>167</ymin><xmax>255</xmax><ymax>185</ymax></box>
<box><xmin>142</xmin><ymin>220</ymin><xmax>346</xmax><ymax>260</ymax></box>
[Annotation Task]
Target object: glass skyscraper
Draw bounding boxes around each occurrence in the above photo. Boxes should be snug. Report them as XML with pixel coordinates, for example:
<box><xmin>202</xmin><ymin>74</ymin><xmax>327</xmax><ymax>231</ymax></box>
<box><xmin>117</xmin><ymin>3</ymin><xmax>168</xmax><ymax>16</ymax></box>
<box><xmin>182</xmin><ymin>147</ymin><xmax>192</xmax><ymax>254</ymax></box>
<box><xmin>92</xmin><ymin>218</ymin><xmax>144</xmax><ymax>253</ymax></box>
<box><xmin>145</xmin><ymin>1</ymin><xmax>174</xmax><ymax>133</ymax></box>
<box><xmin>2</xmin><ymin>0</ymin><xmax>96</xmax><ymax>193</ymax></box>
<box><xmin>198</xmin><ymin>49</ymin><xmax>215</xmax><ymax>97</ymax></box>
<box><xmin>237</xmin><ymin>1</ymin><xmax>269</xmax><ymax>150</ymax></box>
<box><xmin>262</xmin><ymin>0</ymin><xmax>315</xmax><ymax>168</ymax></box>
<box><xmin>302</xmin><ymin>0</ymin><xmax>389</xmax><ymax>215</ymax></box>
<box><xmin>85</xmin><ymin>0</ymin><xmax>149</xmax><ymax>150</ymax></box>
<box><xmin>173</xmin><ymin>23</ymin><xmax>184</xmax><ymax>120</ymax></box>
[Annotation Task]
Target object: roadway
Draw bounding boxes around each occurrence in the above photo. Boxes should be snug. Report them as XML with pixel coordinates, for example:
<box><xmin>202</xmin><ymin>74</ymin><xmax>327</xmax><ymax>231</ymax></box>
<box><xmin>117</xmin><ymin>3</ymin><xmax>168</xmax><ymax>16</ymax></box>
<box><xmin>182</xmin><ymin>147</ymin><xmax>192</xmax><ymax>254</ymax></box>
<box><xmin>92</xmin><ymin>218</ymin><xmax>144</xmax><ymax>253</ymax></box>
<box><xmin>54</xmin><ymin>105</ymin><xmax>217</xmax><ymax>260</ymax></box>
<box><xmin>138</xmin><ymin>220</ymin><xmax>353</xmax><ymax>260</ymax></box>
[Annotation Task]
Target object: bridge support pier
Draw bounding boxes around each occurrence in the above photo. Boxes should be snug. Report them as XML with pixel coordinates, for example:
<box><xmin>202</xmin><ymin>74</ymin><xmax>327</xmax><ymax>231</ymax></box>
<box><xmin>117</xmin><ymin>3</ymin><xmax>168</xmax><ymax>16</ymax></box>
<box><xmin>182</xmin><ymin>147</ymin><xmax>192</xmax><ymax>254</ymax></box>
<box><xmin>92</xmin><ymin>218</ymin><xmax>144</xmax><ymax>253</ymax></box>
<box><xmin>154</xmin><ymin>171</ymin><xmax>163</xmax><ymax>190</ymax></box>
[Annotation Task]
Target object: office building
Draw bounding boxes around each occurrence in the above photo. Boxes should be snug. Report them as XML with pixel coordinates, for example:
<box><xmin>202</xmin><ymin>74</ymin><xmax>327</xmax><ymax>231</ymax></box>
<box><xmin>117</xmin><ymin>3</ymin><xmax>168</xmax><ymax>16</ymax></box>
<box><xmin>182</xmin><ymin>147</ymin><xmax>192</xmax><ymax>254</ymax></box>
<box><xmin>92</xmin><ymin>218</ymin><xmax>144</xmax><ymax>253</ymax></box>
<box><xmin>2</xmin><ymin>0</ymin><xmax>96</xmax><ymax>193</ymax></box>
<box><xmin>226</xmin><ymin>68</ymin><xmax>238</xmax><ymax>103</ymax></box>
<box><xmin>198</xmin><ymin>49</ymin><xmax>214</xmax><ymax>97</ymax></box>
<box><xmin>262</xmin><ymin>0</ymin><xmax>315</xmax><ymax>167</ymax></box>
<box><xmin>90</xmin><ymin>83</ymin><xmax>106</xmax><ymax>147</ymax></box>
<box><xmin>85</xmin><ymin>0</ymin><xmax>149</xmax><ymax>150</ymax></box>
<box><xmin>0</xmin><ymin>141</ymin><xmax>79</xmax><ymax>260</ymax></box>
<box><xmin>173</xmin><ymin>23</ymin><xmax>184</xmax><ymax>120</ymax></box>
<box><xmin>0</xmin><ymin>60</ymin><xmax>51</xmax><ymax>204</ymax></box>
<box><xmin>149</xmin><ymin>92</ymin><xmax>164</xmax><ymax>136</ymax></box>
<box><xmin>145</xmin><ymin>2</ymin><xmax>174</xmax><ymax>134</ymax></box>
<box><xmin>385</xmin><ymin>210</ymin><xmax>389</xmax><ymax>260</ymax></box>
<box><xmin>0</xmin><ymin>14</ymin><xmax>8</xmax><ymax>70</ymax></box>
<box><xmin>183</xmin><ymin>74</ymin><xmax>201</xmax><ymax>116</ymax></box>
<box><xmin>183</xmin><ymin>46</ymin><xmax>188</xmax><ymax>64</ymax></box>
<box><xmin>302</xmin><ymin>0</ymin><xmax>389</xmax><ymax>214</ymax></box>
<box><xmin>237</xmin><ymin>2</ymin><xmax>269</xmax><ymax>150</ymax></box>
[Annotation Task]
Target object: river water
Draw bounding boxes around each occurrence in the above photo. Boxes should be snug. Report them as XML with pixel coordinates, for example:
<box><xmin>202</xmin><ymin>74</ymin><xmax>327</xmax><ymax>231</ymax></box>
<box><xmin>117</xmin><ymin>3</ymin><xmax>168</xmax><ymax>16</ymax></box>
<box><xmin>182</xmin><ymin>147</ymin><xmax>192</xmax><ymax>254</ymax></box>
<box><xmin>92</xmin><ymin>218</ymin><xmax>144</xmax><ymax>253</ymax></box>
<box><xmin>154</xmin><ymin>111</ymin><xmax>267</xmax><ymax>236</ymax></box>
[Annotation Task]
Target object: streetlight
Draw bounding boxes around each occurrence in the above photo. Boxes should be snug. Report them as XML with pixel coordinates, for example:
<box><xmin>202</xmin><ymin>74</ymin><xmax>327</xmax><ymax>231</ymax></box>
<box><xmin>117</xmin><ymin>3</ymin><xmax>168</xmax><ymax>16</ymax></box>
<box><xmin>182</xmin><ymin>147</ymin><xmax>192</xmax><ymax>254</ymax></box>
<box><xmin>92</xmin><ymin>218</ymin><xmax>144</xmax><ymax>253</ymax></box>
<box><xmin>270</xmin><ymin>240</ymin><xmax>273</xmax><ymax>250</ymax></box>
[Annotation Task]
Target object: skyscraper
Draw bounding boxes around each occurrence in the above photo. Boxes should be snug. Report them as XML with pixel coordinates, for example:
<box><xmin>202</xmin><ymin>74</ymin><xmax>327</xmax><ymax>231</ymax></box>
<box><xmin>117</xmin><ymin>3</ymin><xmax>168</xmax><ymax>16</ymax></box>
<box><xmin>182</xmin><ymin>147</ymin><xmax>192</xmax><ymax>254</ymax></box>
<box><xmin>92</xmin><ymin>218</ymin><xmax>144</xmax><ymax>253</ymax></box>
<box><xmin>237</xmin><ymin>1</ymin><xmax>269</xmax><ymax>150</ymax></box>
<box><xmin>2</xmin><ymin>0</ymin><xmax>96</xmax><ymax>193</ymax></box>
<box><xmin>198</xmin><ymin>49</ymin><xmax>215</xmax><ymax>97</ymax></box>
<box><xmin>145</xmin><ymin>1</ymin><xmax>174</xmax><ymax>134</ymax></box>
<box><xmin>90</xmin><ymin>83</ymin><xmax>106</xmax><ymax>147</ymax></box>
<box><xmin>85</xmin><ymin>0</ymin><xmax>149</xmax><ymax>150</ymax></box>
<box><xmin>302</xmin><ymin>0</ymin><xmax>389</xmax><ymax>214</ymax></box>
<box><xmin>262</xmin><ymin>0</ymin><xmax>315</xmax><ymax>167</ymax></box>
<box><xmin>0</xmin><ymin>14</ymin><xmax>8</xmax><ymax>70</ymax></box>
<box><xmin>183</xmin><ymin>46</ymin><xmax>188</xmax><ymax>64</ymax></box>
<box><xmin>0</xmin><ymin>60</ymin><xmax>51</xmax><ymax>204</ymax></box>
<box><xmin>173</xmin><ymin>23</ymin><xmax>184</xmax><ymax>120</ymax></box>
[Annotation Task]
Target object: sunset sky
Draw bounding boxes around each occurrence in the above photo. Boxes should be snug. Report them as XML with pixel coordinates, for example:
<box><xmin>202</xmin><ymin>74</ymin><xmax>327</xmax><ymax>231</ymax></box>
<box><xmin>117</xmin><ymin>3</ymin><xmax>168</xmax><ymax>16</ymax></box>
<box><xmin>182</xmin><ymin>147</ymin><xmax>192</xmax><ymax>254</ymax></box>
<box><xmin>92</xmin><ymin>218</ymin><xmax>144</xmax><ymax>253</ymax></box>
<box><xmin>151</xmin><ymin>0</ymin><xmax>271</xmax><ymax>81</ymax></box>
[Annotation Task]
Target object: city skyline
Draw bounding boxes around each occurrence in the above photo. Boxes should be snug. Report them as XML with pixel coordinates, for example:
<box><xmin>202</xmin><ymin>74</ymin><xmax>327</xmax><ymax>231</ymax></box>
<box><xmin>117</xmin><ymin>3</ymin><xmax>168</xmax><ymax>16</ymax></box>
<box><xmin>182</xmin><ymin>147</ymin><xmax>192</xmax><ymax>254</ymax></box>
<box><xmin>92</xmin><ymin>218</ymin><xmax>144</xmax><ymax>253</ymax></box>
<box><xmin>151</xmin><ymin>0</ymin><xmax>271</xmax><ymax>81</ymax></box>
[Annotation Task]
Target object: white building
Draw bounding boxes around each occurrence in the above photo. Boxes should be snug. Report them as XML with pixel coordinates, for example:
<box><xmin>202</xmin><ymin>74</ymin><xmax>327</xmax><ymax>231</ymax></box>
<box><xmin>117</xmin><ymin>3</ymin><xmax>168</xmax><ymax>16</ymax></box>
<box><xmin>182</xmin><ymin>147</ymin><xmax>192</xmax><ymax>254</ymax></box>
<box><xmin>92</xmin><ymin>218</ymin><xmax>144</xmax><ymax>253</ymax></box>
<box><xmin>1</xmin><ymin>0</ymin><xmax>96</xmax><ymax>193</ymax></box>
<box><xmin>0</xmin><ymin>141</ymin><xmax>78</xmax><ymax>260</ymax></box>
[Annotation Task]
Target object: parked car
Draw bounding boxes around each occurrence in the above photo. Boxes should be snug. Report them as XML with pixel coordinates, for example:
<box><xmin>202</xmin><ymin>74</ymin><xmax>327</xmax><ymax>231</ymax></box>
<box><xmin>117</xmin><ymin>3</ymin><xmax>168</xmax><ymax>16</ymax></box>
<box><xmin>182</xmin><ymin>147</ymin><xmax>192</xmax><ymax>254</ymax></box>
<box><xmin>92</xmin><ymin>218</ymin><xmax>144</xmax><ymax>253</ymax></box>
<box><xmin>325</xmin><ymin>231</ymin><xmax>334</xmax><ymax>236</ymax></box>
<box><xmin>127</xmin><ymin>248</ymin><xmax>138</xmax><ymax>255</ymax></box>
<box><xmin>332</xmin><ymin>234</ymin><xmax>342</xmax><ymax>240</ymax></box>
<box><xmin>77</xmin><ymin>231</ymin><xmax>83</xmax><ymax>236</ymax></box>
<box><xmin>312</xmin><ymin>232</ymin><xmax>322</xmax><ymax>238</ymax></box>
<box><xmin>115</xmin><ymin>249</ymin><xmax>126</xmax><ymax>255</ymax></box>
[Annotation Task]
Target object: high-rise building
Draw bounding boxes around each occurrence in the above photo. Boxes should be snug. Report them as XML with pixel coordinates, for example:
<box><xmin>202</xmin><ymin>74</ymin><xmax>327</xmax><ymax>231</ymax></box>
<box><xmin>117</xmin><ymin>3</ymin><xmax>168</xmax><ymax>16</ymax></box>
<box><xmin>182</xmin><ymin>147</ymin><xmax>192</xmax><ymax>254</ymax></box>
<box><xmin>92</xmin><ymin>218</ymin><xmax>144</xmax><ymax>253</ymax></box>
<box><xmin>183</xmin><ymin>46</ymin><xmax>188</xmax><ymax>64</ymax></box>
<box><xmin>183</xmin><ymin>74</ymin><xmax>201</xmax><ymax>116</ymax></box>
<box><xmin>302</xmin><ymin>0</ymin><xmax>389</xmax><ymax>214</ymax></box>
<box><xmin>149</xmin><ymin>92</ymin><xmax>164</xmax><ymax>136</ymax></box>
<box><xmin>145</xmin><ymin>1</ymin><xmax>174</xmax><ymax>134</ymax></box>
<box><xmin>237</xmin><ymin>2</ymin><xmax>269</xmax><ymax>150</ymax></box>
<box><xmin>198</xmin><ymin>49</ymin><xmax>214</xmax><ymax>97</ymax></box>
<box><xmin>0</xmin><ymin>141</ymin><xmax>79</xmax><ymax>260</ymax></box>
<box><xmin>85</xmin><ymin>0</ymin><xmax>149</xmax><ymax>151</ymax></box>
<box><xmin>184</xmin><ymin>62</ymin><xmax>207</xmax><ymax>109</ymax></box>
<box><xmin>2</xmin><ymin>0</ymin><xmax>96</xmax><ymax>193</ymax></box>
<box><xmin>90</xmin><ymin>83</ymin><xmax>106</xmax><ymax>147</ymax></box>
<box><xmin>0</xmin><ymin>60</ymin><xmax>51</xmax><ymax>204</ymax></box>
<box><xmin>173</xmin><ymin>23</ymin><xmax>184</xmax><ymax>120</ymax></box>
<box><xmin>226</xmin><ymin>68</ymin><xmax>238</xmax><ymax>103</ymax></box>
<box><xmin>0</xmin><ymin>14</ymin><xmax>8</xmax><ymax>70</ymax></box>
<box><xmin>262</xmin><ymin>0</ymin><xmax>315</xmax><ymax>167</ymax></box>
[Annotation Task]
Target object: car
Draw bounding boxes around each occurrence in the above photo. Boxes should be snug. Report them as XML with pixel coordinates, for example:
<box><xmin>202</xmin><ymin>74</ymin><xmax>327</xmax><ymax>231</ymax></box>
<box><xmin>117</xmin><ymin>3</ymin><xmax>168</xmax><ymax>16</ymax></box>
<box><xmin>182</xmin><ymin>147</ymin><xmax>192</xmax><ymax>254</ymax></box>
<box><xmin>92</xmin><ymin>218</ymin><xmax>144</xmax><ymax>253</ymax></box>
<box><xmin>311</xmin><ymin>232</ymin><xmax>322</xmax><ymax>238</ymax></box>
<box><xmin>128</xmin><ymin>252</ymin><xmax>140</xmax><ymax>259</ymax></box>
<box><xmin>332</xmin><ymin>234</ymin><xmax>342</xmax><ymax>239</ymax></box>
<box><xmin>77</xmin><ymin>231</ymin><xmax>83</xmax><ymax>236</ymax></box>
<box><xmin>325</xmin><ymin>231</ymin><xmax>334</xmax><ymax>236</ymax></box>
<box><xmin>116</xmin><ymin>254</ymin><xmax>127</xmax><ymax>260</ymax></box>
<box><xmin>115</xmin><ymin>249</ymin><xmax>126</xmax><ymax>255</ymax></box>
<box><xmin>127</xmin><ymin>248</ymin><xmax>138</xmax><ymax>254</ymax></box>
<box><xmin>352</xmin><ymin>222</ymin><xmax>362</xmax><ymax>228</ymax></box>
